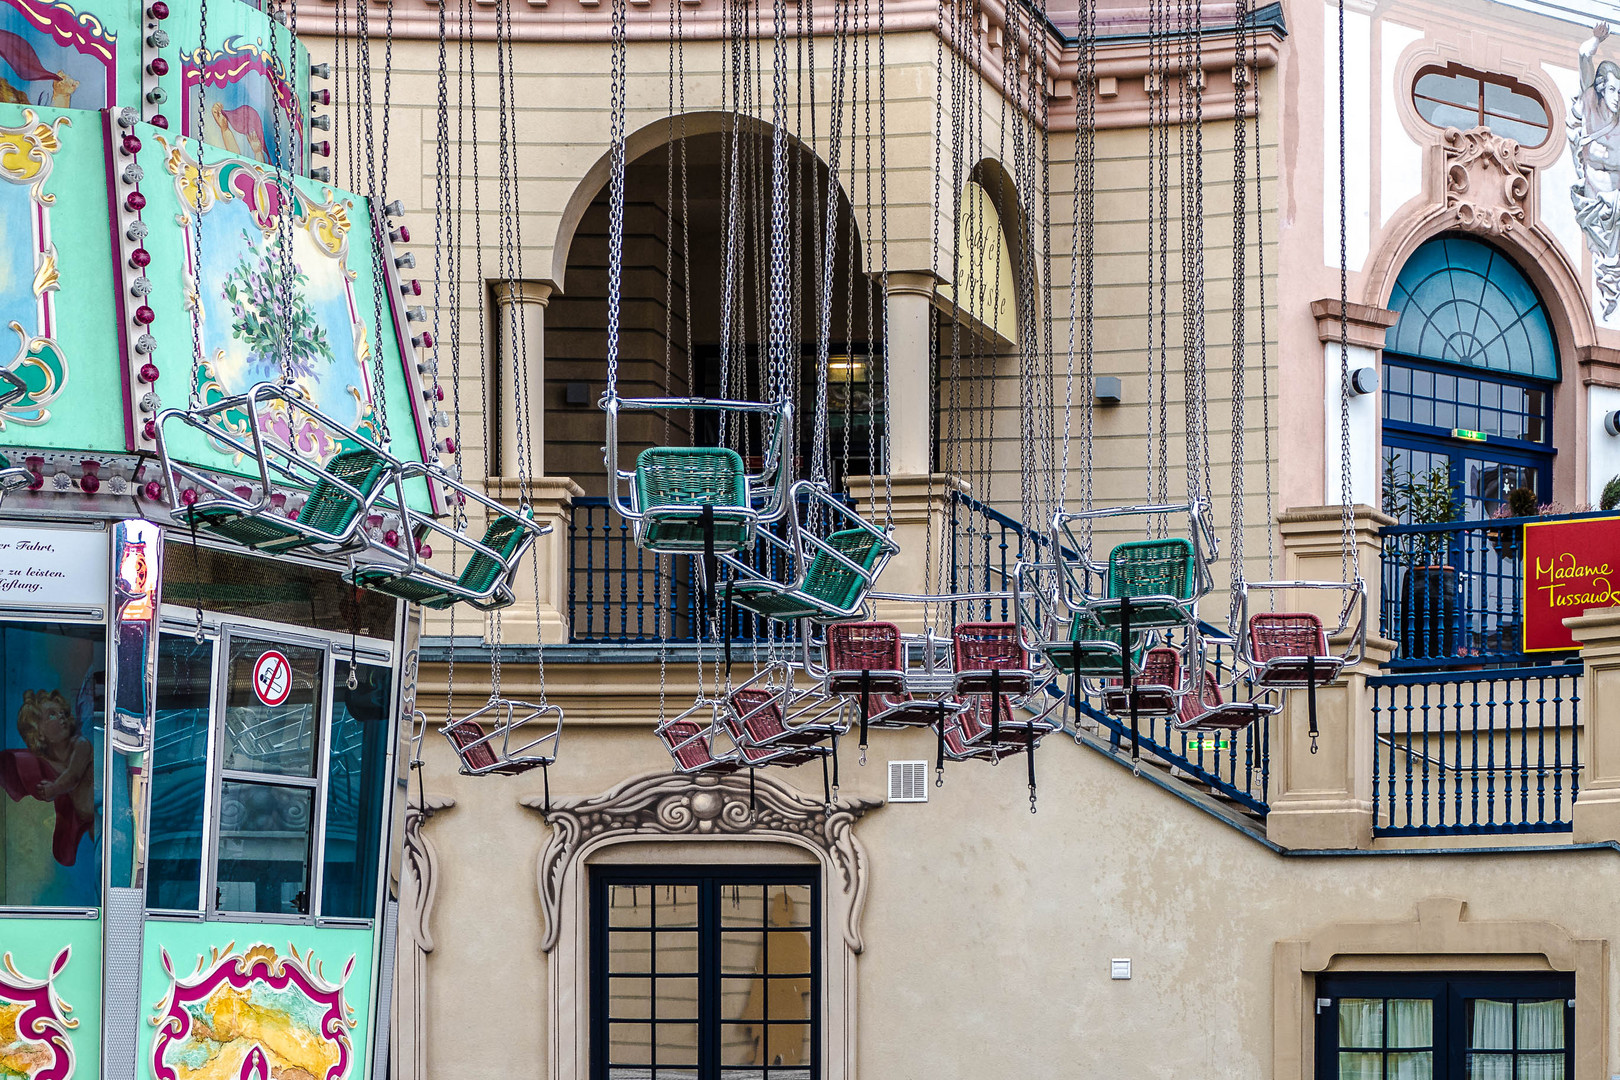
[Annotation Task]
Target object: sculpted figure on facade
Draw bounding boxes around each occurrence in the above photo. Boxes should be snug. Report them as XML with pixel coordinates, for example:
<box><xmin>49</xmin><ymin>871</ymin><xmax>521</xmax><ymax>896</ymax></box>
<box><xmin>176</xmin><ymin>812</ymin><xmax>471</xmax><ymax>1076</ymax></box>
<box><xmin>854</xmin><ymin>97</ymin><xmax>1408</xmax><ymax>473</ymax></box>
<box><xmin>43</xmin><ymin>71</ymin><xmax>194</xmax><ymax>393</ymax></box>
<box><xmin>1570</xmin><ymin>21</ymin><xmax>1620</xmax><ymax>316</ymax></box>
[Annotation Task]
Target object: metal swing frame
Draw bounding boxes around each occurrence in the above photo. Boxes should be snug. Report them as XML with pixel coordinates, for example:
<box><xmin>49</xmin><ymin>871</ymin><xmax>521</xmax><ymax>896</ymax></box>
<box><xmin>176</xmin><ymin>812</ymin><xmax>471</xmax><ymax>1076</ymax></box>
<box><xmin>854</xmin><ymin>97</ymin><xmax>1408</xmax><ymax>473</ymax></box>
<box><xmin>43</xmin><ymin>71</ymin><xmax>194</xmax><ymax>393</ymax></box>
<box><xmin>443</xmin><ymin>696</ymin><xmax>564</xmax><ymax>777</ymax></box>
<box><xmin>603</xmin><ymin>394</ymin><xmax>794</xmax><ymax>553</ymax></box>
<box><xmin>1236</xmin><ymin>579</ymin><xmax>1367</xmax><ymax>688</ymax></box>
<box><xmin>1171</xmin><ymin>665</ymin><xmax>1280</xmax><ymax>732</ymax></box>
<box><xmin>1051</xmin><ymin>500</ymin><xmax>1218</xmax><ymax>630</ymax></box>
<box><xmin>657</xmin><ymin>698</ymin><xmax>748</xmax><ymax>774</ymax></box>
<box><xmin>721</xmin><ymin>661</ymin><xmax>849</xmax><ymax>766</ymax></box>
<box><xmin>155</xmin><ymin>381</ymin><xmax>410</xmax><ymax>555</ymax></box>
<box><xmin>803</xmin><ymin>621</ymin><xmax>972</xmax><ymax>729</ymax></box>
<box><xmin>713</xmin><ymin>479</ymin><xmax>898</xmax><ymax>624</ymax></box>
<box><xmin>344</xmin><ymin>462</ymin><xmax>551</xmax><ymax>610</ymax></box>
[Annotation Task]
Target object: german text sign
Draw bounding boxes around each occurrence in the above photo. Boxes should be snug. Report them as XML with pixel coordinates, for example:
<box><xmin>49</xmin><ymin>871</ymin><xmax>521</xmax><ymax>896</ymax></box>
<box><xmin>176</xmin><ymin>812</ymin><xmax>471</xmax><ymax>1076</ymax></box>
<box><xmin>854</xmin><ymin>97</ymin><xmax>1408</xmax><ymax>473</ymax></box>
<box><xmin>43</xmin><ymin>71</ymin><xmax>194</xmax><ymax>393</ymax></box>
<box><xmin>0</xmin><ymin>523</ymin><xmax>109</xmax><ymax>613</ymax></box>
<box><xmin>1522</xmin><ymin>515</ymin><xmax>1620</xmax><ymax>651</ymax></box>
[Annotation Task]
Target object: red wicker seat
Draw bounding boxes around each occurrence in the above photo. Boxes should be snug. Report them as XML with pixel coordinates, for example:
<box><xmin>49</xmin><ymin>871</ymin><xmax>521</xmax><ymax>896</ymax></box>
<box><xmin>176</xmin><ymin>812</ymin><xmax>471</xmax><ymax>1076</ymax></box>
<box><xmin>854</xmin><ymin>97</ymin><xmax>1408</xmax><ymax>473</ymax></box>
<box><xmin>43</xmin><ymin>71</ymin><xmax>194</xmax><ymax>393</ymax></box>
<box><xmin>826</xmin><ymin>621</ymin><xmax>908</xmax><ymax>694</ymax></box>
<box><xmin>1247</xmin><ymin>612</ymin><xmax>1343</xmax><ymax>687</ymax></box>
<box><xmin>656</xmin><ymin>716</ymin><xmax>740</xmax><ymax>773</ymax></box>
<box><xmin>951</xmin><ymin>622</ymin><xmax>1032</xmax><ymax>695</ymax></box>
<box><xmin>1172</xmin><ymin>671</ymin><xmax>1275</xmax><ymax>732</ymax></box>
<box><xmin>444</xmin><ymin>721</ymin><xmax>543</xmax><ymax>776</ymax></box>
<box><xmin>1101</xmin><ymin>646</ymin><xmax>1182</xmax><ymax>717</ymax></box>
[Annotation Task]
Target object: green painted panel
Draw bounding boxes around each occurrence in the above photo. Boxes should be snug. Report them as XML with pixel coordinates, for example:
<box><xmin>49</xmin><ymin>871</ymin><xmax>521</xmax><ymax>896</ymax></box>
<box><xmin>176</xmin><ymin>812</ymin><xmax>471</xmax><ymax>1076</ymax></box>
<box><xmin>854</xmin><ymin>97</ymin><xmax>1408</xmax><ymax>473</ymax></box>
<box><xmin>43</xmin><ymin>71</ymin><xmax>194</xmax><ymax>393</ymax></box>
<box><xmin>0</xmin><ymin>101</ymin><xmax>122</xmax><ymax>454</ymax></box>
<box><xmin>0</xmin><ymin>914</ymin><xmax>103</xmax><ymax>1080</ymax></box>
<box><xmin>138</xmin><ymin>919</ymin><xmax>377</xmax><ymax>1080</ymax></box>
<box><xmin>135</xmin><ymin>127</ymin><xmax>431</xmax><ymax>510</ymax></box>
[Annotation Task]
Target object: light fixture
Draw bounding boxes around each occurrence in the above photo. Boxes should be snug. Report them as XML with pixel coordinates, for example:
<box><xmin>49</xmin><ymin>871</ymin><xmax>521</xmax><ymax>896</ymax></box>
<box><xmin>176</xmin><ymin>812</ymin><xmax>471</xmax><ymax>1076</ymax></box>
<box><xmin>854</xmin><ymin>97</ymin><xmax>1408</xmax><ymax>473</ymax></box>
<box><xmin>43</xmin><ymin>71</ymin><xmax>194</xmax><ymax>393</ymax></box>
<box><xmin>826</xmin><ymin>356</ymin><xmax>869</xmax><ymax>383</ymax></box>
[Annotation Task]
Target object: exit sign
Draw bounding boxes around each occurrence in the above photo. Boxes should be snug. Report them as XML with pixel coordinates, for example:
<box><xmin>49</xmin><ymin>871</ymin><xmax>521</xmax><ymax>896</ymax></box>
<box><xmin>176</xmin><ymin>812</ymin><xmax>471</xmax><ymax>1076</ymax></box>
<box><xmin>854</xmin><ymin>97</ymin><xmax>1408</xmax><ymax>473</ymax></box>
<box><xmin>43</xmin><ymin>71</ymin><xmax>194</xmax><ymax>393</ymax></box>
<box><xmin>1451</xmin><ymin>428</ymin><xmax>1488</xmax><ymax>443</ymax></box>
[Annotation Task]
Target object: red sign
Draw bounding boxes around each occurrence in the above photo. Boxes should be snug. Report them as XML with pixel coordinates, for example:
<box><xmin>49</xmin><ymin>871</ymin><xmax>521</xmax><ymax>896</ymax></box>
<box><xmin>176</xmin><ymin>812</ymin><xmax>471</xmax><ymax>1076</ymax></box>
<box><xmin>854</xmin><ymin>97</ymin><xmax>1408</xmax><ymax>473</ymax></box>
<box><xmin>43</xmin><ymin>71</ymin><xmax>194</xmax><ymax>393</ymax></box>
<box><xmin>1522</xmin><ymin>515</ymin><xmax>1620</xmax><ymax>652</ymax></box>
<box><xmin>252</xmin><ymin>650</ymin><xmax>292</xmax><ymax>707</ymax></box>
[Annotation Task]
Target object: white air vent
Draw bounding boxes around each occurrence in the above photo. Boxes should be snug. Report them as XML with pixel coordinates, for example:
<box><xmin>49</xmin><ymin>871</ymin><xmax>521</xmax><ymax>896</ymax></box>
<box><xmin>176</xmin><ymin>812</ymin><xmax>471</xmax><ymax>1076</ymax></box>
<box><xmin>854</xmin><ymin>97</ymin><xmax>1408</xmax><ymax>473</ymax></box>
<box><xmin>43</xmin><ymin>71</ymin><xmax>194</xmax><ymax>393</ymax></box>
<box><xmin>887</xmin><ymin>760</ymin><xmax>928</xmax><ymax>803</ymax></box>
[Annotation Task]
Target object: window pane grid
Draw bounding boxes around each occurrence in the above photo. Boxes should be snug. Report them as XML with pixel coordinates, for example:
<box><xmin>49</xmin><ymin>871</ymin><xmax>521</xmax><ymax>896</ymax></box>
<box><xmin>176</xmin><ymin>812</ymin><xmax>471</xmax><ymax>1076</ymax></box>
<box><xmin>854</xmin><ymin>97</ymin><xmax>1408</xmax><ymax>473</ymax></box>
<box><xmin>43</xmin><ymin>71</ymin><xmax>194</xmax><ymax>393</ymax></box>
<box><xmin>597</xmin><ymin>873</ymin><xmax>818</xmax><ymax>1079</ymax></box>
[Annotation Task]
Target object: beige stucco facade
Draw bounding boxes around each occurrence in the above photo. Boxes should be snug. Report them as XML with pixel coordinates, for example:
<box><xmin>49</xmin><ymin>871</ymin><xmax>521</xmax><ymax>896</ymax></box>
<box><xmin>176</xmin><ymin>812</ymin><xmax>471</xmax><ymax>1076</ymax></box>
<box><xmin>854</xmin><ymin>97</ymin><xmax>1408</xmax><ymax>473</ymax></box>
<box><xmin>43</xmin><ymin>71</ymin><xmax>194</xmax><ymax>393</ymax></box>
<box><xmin>305</xmin><ymin>0</ymin><xmax>1620</xmax><ymax>1074</ymax></box>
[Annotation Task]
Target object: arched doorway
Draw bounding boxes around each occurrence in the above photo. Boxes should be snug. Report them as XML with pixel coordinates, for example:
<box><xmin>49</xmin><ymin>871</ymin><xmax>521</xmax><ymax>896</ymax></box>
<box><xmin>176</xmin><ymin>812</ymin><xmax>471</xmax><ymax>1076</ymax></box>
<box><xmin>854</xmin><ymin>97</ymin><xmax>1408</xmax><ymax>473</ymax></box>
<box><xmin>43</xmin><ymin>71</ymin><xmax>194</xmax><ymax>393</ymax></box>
<box><xmin>1380</xmin><ymin>235</ymin><xmax>1560</xmax><ymax>520</ymax></box>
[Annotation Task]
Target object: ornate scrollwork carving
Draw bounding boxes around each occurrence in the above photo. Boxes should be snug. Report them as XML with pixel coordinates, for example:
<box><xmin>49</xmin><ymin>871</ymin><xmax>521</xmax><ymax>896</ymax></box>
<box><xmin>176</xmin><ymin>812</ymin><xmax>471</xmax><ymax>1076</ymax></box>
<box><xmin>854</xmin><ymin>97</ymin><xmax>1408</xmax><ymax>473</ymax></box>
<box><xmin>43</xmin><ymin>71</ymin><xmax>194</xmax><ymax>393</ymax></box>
<box><xmin>1443</xmin><ymin>126</ymin><xmax>1532</xmax><ymax>235</ymax></box>
<box><xmin>522</xmin><ymin>772</ymin><xmax>880</xmax><ymax>955</ymax></box>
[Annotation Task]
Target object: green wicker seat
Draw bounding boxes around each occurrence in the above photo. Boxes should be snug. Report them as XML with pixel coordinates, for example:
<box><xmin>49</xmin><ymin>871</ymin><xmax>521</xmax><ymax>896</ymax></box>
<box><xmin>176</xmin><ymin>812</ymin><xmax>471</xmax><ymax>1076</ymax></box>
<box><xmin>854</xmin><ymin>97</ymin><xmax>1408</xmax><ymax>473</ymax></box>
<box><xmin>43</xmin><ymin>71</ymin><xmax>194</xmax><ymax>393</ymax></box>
<box><xmin>1091</xmin><ymin>537</ymin><xmax>1197</xmax><ymax>629</ymax></box>
<box><xmin>729</xmin><ymin>528</ymin><xmax>886</xmax><ymax>623</ymax></box>
<box><xmin>633</xmin><ymin>446</ymin><xmax>753</xmax><ymax>552</ymax></box>
<box><xmin>190</xmin><ymin>448</ymin><xmax>387</xmax><ymax>553</ymax></box>
<box><xmin>352</xmin><ymin>509</ymin><xmax>533</xmax><ymax>610</ymax></box>
<box><xmin>1045</xmin><ymin>613</ymin><xmax>1144</xmax><ymax>676</ymax></box>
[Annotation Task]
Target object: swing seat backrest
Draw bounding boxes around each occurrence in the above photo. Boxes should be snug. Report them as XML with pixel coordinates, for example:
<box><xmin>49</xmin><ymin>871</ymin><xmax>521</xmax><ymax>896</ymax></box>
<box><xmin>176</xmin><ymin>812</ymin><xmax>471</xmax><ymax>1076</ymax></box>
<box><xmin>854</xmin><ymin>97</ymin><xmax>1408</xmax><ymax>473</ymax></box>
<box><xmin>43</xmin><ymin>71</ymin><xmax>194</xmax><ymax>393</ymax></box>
<box><xmin>1107</xmin><ymin>539</ymin><xmax>1196</xmax><ymax>601</ymax></box>
<box><xmin>634</xmin><ymin>447</ymin><xmax>749</xmax><ymax>511</ymax></box>
<box><xmin>296</xmin><ymin>448</ymin><xmax>388</xmax><ymax>533</ymax></box>
<box><xmin>1136</xmin><ymin>646</ymin><xmax>1182</xmax><ymax>689</ymax></box>
<box><xmin>1177</xmin><ymin>671</ymin><xmax>1224</xmax><ymax>727</ymax></box>
<box><xmin>800</xmin><ymin>528</ymin><xmax>886</xmax><ymax>608</ymax></box>
<box><xmin>456</xmin><ymin>508</ymin><xmax>534</xmax><ymax>594</ymax></box>
<box><xmin>658</xmin><ymin>719</ymin><xmax>716</xmax><ymax>771</ymax></box>
<box><xmin>445</xmin><ymin>720</ymin><xmax>498</xmax><ymax>773</ymax></box>
<box><xmin>955</xmin><ymin>694</ymin><xmax>1014</xmax><ymax>742</ymax></box>
<box><xmin>731</xmin><ymin>689</ymin><xmax>786</xmax><ymax>744</ymax></box>
<box><xmin>953</xmin><ymin>622</ymin><xmax>1027</xmax><ymax>673</ymax></box>
<box><xmin>1248</xmin><ymin>612</ymin><xmax>1329</xmax><ymax>662</ymax></box>
<box><xmin>828</xmin><ymin>622</ymin><xmax>903</xmax><ymax>672</ymax></box>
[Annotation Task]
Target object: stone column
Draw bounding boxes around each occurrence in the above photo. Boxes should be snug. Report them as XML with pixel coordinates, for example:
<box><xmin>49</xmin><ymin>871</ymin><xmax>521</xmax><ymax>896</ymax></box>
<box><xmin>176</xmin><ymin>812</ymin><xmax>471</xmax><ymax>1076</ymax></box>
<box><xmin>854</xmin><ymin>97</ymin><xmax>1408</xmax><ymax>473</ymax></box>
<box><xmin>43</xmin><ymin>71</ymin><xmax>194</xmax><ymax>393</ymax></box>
<box><xmin>1265</xmin><ymin>504</ymin><xmax>1396</xmax><ymax>850</ymax></box>
<box><xmin>1312</xmin><ymin>300</ymin><xmax>1398</xmax><ymax>508</ymax></box>
<box><xmin>844</xmin><ymin>473</ymin><xmax>965</xmax><ymax>634</ymax></box>
<box><xmin>486</xmin><ymin>475</ymin><xmax>584</xmax><ymax>645</ymax></box>
<box><xmin>882</xmin><ymin>272</ymin><xmax>940</xmax><ymax>477</ymax></box>
<box><xmin>1568</xmin><ymin>605</ymin><xmax>1620</xmax><ymax>844</ymax></box>
<box><xmin>491</xmin><ymin>279</ymin><xmax>553</xmax><ymax>480</ymax></box>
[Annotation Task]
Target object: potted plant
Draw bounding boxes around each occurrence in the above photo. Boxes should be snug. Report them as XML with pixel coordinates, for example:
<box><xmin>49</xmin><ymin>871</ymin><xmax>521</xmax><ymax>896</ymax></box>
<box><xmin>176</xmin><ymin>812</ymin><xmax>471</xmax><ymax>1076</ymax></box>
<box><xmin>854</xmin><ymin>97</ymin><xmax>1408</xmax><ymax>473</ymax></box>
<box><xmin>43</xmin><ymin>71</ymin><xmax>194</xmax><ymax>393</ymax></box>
<box><xmin>1603</xmin><ymin>474</ymin><xmax>1620</xmax><ymax>513</ymax></box>
<box><xmin>1488</xmin><ymin>485</ymin><xmax>1538</xmax><ymax>559</ymax></box>
<box><xmin>1383</xmin><ymin>461</ymin><xmax>1462</xmax><ymax>662</ymax></box>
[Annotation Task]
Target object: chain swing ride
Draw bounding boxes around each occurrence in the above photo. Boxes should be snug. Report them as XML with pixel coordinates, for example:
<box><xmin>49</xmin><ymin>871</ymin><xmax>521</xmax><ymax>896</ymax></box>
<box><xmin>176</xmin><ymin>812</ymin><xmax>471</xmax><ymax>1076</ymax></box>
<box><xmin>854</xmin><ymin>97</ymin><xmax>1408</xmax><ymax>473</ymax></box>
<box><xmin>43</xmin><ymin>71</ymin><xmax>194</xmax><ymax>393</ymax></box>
<box><xmin>139</xmin><ymin>0</ymin><xmax>1373</xmax><ymax>801</ymax></box>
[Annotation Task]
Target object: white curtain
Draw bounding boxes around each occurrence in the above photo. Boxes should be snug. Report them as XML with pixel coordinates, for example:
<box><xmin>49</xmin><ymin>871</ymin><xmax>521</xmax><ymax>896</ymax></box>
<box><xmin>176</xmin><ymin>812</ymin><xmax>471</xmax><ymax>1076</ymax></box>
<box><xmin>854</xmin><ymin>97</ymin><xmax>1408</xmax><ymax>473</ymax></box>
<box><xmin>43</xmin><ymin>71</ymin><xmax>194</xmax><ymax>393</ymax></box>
<box><xmin>1516</xmin><ymin>998</ymin><xmax>1566</xmax><ymax>1079</ymax></box>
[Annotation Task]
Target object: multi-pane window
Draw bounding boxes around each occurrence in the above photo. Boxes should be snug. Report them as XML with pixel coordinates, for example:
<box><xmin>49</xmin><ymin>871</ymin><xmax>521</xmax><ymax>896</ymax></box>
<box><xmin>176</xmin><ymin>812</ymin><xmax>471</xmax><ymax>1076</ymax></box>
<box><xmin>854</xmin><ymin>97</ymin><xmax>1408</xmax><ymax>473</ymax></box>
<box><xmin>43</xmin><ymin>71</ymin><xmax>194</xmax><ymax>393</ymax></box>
<box><xmin>146</xmin><ymin>625</ymin><xmax>393</xmax><ymax>922</ymax></box>
<box><xmin>1317</xmin><ymin>973</ymin><xmax>1573</xmax><ymax>1079</ymax></box>
<box><xmin>592</xmin><ymin>866</ymin><xmax>820</xmax><ymax>1080</ymax></box>
<box><xmin>1413</xmin><ymin>67</ymin><xmax>1550</xmax><ymax>147</ymax></box>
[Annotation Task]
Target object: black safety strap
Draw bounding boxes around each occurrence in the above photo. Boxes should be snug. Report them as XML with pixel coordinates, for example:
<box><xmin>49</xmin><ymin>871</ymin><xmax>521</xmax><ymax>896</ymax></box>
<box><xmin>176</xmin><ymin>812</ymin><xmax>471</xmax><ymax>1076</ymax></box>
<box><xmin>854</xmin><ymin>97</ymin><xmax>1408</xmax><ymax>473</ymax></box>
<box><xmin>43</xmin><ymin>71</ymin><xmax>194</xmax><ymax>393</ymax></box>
<box><xmin>542</xmin><ymin>762</ymin><xmax>551</xmax><ymax>815</ymax></box>
<box><xmin>749</xmin><ymin>766</ymin><xmax>756</xmax><ymax>812</ymax></box>
<box><xmin>1121</xmin><ymin>596</ymin><xmax>1140</xmax><ymax>767</ymax></box>
<box><xmin>858</xmin><ymin>668</ymin><xmax>871</xmax><ymax>756</ymax></box>
<box><xmin>821</xmin><ymin>750</ymin><xmax>831</xmax><ymax>804</ymax></box>
<box><xmin>989</xmin><ymin>666</ymin><xmax>1002</xmax><ymax>747</ymax></box>
<box><xmin>1306</xmin><ymin>653</ymin><xmax>1319</xmax><ymax>754</ymax></box>
<box><xmin>831</xmin><ymin>734</ymin><xmax>839</xmax><ymax>798</ymax></box>
<box><xmin>1026</xmin><ymin>720</ymin><xmax>1037</xmax><ymax>814</ymax></box>
<box><xmin>935</xmin><ymin>701</ymin><xmax>947</xmax><ymax>786</ymax></box>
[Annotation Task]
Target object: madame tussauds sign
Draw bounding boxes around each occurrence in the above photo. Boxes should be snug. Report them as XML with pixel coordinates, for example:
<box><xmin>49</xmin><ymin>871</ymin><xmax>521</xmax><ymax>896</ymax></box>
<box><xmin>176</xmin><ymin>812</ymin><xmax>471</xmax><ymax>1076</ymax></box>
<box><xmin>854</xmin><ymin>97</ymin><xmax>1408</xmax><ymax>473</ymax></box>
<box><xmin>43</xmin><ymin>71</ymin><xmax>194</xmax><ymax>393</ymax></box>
<box><xmin>1522</xmin><ymin>515</ymin><xmax>1620</xmax><ymax>651</ymax></box>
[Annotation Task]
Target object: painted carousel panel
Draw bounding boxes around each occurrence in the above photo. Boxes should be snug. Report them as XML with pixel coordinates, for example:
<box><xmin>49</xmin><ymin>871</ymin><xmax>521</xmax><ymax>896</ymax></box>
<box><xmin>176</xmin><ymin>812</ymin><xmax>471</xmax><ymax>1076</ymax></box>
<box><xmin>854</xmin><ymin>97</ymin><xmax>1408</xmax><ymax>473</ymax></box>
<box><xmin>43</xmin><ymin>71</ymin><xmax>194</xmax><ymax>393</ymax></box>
<box><xmin>132</xmin><ymin>127</ymin><xmax>433</xmax><ymax>512</ymax></box>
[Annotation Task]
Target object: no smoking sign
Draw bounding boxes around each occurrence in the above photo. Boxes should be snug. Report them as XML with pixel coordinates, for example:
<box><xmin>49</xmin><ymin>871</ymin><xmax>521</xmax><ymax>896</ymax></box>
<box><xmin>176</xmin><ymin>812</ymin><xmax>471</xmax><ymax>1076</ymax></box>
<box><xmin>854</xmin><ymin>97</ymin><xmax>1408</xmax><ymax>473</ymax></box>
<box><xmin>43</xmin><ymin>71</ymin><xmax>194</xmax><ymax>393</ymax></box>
<box><xmin>252</xmin><ymin>650</ymin><xmax>292</xmax><ymax>707</ymax></box>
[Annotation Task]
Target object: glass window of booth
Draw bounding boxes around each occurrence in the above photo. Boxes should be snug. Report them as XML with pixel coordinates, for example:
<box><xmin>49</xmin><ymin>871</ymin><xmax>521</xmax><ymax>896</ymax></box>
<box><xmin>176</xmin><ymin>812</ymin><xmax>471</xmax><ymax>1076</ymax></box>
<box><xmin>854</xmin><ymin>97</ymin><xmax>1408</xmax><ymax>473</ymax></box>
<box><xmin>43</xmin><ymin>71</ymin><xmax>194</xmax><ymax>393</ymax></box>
<box><xmin>0</xmin><ymin>620</ymin><xmax>105</xmax><ymax>909</ymax></box>
<box><xmin>146</xmin><ymin>625</ymin><xmax>394</xmax><ymax>923</ymax></box>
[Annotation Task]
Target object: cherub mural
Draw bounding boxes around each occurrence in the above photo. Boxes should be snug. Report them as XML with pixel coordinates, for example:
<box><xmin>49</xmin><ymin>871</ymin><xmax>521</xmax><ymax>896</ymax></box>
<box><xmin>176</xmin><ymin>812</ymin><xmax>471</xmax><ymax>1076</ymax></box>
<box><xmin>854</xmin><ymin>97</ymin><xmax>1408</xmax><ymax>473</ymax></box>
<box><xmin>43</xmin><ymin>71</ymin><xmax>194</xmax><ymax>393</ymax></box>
<box><xmin>210</xmin><ymin>101</ymin><xmax>268</xmax><ymax>162</ymax></box>
<box><xmin>1571</xmin><ymin>22</ymin><xmax>1620</xmax><ymax>317</ymax></box>
<box><xmin>0</xmin><ymin>682</ymin><xmax>94</xmax><ymax>867</ymax></box>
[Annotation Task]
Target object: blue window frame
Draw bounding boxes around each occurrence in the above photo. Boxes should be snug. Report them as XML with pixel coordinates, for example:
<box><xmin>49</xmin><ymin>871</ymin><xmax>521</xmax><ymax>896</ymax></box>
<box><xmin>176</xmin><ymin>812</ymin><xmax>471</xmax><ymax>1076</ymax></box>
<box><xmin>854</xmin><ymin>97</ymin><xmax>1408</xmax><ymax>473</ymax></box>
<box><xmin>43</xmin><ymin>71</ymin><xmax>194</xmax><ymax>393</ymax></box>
<box><xmin>1382</xmin><ymin>236</ymin><xmax>1559</xmax><ymax>521</ymax></box>
<box><xmin>1316</xmin><ymin>972</ymin><xmax>1573</xmax><ymax>1079</ymax></box>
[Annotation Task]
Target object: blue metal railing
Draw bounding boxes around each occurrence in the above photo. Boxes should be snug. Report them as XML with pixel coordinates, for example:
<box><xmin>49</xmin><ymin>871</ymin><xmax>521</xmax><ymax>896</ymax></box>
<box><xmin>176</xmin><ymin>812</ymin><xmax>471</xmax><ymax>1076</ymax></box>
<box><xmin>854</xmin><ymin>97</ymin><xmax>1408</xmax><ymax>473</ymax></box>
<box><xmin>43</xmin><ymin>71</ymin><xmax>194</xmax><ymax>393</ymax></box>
<box><xmin>1370</xmin><ymin>664</ymin><xmax>1580</xmax><ymax>836</ymax></box>
<box><xmin>566</xmin><ymin>496</ymin><xmax>825</xmax><ymax>645</ymax></box>
<box><xmin>1378</xmin><ymin>513</ymin><xmax>1605</xmax><ymax>670</ymax></box>
<box><xmin>1078</xmin><ymin>630</ymin><xmax>1271</xmax><ymax>816</ymax></box>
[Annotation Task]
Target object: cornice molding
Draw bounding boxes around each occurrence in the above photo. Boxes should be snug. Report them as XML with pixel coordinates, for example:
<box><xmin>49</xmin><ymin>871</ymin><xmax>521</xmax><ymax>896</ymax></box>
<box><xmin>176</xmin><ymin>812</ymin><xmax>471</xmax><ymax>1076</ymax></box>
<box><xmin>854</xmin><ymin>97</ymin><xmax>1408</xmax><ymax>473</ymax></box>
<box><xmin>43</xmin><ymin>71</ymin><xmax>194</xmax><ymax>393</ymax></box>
<box><xmin>522</xmin><ymin>769</ymin><xmax>880</xmax><ymax>953</ymax></box>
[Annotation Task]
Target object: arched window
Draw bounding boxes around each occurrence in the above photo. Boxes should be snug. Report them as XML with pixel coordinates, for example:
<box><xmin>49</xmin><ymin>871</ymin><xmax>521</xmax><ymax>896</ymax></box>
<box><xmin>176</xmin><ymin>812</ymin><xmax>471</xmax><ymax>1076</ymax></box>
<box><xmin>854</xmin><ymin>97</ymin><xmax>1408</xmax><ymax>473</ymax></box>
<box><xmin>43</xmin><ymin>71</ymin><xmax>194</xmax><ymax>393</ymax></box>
<box><xmin>1412</xmin><ymin>66</ymin><xmax>1551</xmax><ymax>147</ymax></box>
<box><xmin>1381</xmin><ymin>236</ymin><xmax>1559</xmax><ymax>519</ymax></box>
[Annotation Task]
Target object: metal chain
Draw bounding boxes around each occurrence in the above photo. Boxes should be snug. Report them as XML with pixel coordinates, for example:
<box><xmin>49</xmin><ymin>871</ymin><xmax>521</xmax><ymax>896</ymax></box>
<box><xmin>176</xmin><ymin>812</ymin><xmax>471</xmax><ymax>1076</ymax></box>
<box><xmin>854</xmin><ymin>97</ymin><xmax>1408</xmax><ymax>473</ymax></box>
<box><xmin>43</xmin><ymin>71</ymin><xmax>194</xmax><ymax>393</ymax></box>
<box><xmin>1338</xmin><ymin>0</ymin><xmax>1355</xmax><ymax>583</ymax></box>
<box><xmin>1229</xmin><ymin>0</ymin><xmax>1250</xmax><ymax>629</ymax></box>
